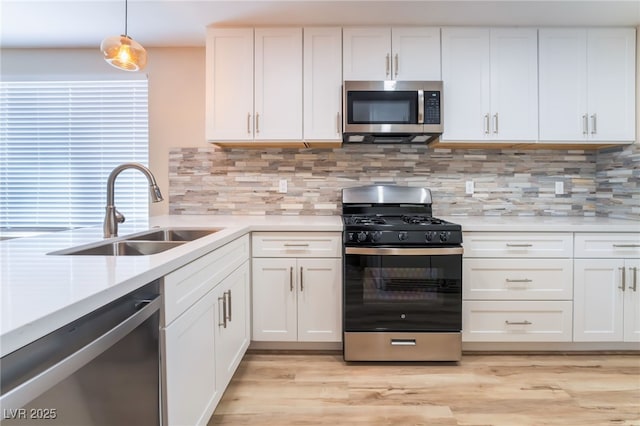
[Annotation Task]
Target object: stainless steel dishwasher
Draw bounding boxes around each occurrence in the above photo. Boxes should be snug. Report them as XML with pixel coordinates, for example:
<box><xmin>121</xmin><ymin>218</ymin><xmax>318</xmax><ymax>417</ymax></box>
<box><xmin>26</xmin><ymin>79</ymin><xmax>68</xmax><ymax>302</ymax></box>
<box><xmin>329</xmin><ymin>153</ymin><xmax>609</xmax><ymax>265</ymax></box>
<box><xmin>1</xmin><ymin>281</ymin><xmax>161</xmax><ymax>425</ymax></box>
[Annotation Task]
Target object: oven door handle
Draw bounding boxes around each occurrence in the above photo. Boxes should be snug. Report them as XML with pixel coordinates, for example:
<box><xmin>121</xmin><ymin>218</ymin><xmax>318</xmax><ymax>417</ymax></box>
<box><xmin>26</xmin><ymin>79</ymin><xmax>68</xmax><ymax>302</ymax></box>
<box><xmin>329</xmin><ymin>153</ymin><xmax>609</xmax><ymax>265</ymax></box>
<box><xmin>345</xmin><ymin>247</ymin><xmax>463</xmax><ymax>256</ymax></box>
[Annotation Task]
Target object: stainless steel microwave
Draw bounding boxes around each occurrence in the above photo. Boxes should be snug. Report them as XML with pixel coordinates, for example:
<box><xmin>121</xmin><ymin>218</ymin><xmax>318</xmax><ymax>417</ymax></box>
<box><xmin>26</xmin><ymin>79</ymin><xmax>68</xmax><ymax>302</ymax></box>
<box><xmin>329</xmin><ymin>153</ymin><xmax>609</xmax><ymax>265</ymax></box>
<box><xmin>342</xmin><ymin>80</ymin><xmax>444</xmax><ymax>143</ymax></box>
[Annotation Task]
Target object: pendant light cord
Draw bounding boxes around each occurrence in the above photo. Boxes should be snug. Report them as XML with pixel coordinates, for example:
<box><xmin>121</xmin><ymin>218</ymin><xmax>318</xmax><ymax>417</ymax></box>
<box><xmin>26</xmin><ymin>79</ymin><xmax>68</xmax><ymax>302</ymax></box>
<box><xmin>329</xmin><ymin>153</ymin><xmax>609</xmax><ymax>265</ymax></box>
<box><xmin>124</xmin><ymin>0</ymin><xmax>128</xmax><ymax>36</ymax></box>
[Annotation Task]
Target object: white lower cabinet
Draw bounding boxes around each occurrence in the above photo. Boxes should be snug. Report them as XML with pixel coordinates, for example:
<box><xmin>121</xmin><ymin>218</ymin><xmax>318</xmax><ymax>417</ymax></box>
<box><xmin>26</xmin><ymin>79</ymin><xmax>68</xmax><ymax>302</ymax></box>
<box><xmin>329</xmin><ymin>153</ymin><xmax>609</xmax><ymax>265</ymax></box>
<box><xmin>463</xmin><ymin>300</ymin><xmax>573</xmax><ymax>342</ymax></box>
<box><xmin>462</xmin><ymin>232</ymin><xmax>574</xmax><ymax>343</ymax></box>
<box><xmin>252</xmin><ymin>257</ymin><xmax>341</xmax><ymax>342</ymax></box>
<box><xmin>251</xmin><ymin>232</ymin><xmax>342</xmax><ymax>343</ymax></box>
<box><xmin>161</xmin><ymin>235</ymin><xmax>250</xmax><ymax>426</ymax></box>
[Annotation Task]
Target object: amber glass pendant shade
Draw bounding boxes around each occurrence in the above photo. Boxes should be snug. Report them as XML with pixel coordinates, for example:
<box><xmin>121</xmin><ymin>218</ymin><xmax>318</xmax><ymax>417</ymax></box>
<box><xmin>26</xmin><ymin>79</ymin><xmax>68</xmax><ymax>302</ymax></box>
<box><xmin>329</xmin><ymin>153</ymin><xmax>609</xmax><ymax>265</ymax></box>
<box><xmin>101</xmin><ymin>35</ymin><xmax>147</xmax><ymax>71</ymax></box>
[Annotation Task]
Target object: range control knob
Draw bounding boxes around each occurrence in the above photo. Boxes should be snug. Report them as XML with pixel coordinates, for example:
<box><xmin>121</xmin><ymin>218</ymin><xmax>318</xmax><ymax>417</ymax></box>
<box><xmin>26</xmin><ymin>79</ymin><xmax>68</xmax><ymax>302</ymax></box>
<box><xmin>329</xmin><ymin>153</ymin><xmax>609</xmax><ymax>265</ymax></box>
<box><xmin>398</xmin><ymin>231</ymin><xmax>408</xmax><ymax>241</ymax></box>
<box><xmin>371</xmin><ymin>231</ymin><xmax>383</xmax><ymax>242</ymax></box>
<box><xmin>439</xmin><ymin>231</ymin><xmax>450</xmax><ymax>242</ymax></box>
<box><xmin>357</xmin><ymin>231</ymin><xmax>368</xmax><ymax>242</ymax></box>
<box><xmin>347</xmin><ymin>232</ymin><xmax>356</xmax><ymax>242</ymax></box>
<box><xmin>425</xmin><ymin>231</ymin><xmax>434</xmax><ymax>242</ymax></box>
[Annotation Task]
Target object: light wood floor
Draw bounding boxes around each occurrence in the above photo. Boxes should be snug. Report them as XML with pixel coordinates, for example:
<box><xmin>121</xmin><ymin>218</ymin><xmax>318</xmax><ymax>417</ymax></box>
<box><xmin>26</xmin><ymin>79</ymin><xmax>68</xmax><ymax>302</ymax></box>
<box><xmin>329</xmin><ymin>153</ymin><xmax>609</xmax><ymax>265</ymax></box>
<box><xmin>209</xmin><ymin>352</ymin><xmax>640</xmax><ymax>426</ymax></box>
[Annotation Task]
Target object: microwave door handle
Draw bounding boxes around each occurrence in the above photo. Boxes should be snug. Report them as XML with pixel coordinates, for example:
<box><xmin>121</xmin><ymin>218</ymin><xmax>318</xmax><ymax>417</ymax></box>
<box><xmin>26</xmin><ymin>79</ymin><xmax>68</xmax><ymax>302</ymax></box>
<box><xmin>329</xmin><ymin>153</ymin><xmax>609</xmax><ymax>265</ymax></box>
<box><xmin>417</xmin><ymin>90</ymin><xmax>424</xmax><ymax>124</ymax></box>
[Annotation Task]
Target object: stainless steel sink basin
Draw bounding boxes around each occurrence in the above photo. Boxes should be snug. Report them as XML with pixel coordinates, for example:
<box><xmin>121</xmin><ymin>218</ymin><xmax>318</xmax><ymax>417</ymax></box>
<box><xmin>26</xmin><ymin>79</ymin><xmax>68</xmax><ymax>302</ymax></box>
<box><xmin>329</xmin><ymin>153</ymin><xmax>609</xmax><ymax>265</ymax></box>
<box><xmin>49</xmin><ymin>227</ymin><xmax>222</xmax><ymax>256</ymax></box>
<box><xmin>52</xmin><ymin>241</ymin><xmax>186</xmax><ymax>256</ymax></box>
<box><xmin>125</xmin><ymin>228</ymin><xmax>221</xmax><ymax>242</ymax></box>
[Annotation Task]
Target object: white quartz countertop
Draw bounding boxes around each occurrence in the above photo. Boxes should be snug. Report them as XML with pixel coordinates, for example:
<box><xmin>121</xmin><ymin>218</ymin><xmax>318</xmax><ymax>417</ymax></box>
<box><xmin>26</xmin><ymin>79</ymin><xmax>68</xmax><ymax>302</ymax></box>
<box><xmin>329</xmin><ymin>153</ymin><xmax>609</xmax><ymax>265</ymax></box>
<box><xmin>0</xmin><ymin>215</ymin><xmax>341</xmax><ymax>357</ymax></box>
<box><xmin>1</xmin><ymin>214</ymin><xmax>637</xmax><ymax>356</ymax></box>
<box><xmin>442</xmin><ymin>216</ymin><xmax>639</xmax><ymax>233</ymax></box>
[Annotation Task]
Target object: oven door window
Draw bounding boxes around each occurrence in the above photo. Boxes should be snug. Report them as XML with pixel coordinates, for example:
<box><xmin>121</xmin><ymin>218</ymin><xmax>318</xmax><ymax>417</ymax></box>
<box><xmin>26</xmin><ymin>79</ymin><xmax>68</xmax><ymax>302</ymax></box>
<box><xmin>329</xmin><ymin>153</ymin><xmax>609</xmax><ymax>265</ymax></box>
<box><xmin>347</xmin><ymin>91</ymin><xmax>418</xmax><ymax>125</ymax></box>
<box><xmin>344</xmin><ymin>253</ymin><xmax>462</xmax><ymax>332</ymax></box>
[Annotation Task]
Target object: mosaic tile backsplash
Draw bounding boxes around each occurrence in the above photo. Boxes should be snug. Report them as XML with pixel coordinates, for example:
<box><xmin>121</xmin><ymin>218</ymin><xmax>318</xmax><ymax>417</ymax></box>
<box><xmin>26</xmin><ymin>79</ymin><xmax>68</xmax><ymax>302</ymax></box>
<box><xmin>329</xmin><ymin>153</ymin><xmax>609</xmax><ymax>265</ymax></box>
<box><xmin>169</xmin><ymin>143</ymin><xmax>639</xmax><ymax>220</ymax></box>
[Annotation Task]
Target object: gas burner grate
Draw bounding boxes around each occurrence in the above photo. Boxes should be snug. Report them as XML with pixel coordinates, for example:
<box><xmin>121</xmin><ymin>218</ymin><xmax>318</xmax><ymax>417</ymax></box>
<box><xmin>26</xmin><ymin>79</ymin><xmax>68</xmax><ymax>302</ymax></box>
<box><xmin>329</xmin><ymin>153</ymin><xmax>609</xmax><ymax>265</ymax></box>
<box><xmin>345</xmin><ymin>216</ymin><xmax>387</xmax><ymax>226</ymax></box>
<box><xmin>401</xmin><ymin>215</ymin><xmax>444</xmax><ymax>225</ymax></box>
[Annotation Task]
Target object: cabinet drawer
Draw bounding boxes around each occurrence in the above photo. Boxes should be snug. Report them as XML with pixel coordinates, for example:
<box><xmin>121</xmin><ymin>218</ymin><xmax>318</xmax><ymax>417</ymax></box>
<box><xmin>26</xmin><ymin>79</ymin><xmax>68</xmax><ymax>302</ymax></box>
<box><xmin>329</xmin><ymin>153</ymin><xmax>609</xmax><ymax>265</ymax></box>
<box><xmin>252</xmin><ymin>232</ymin><xmax>341</xmax><ymax>258</ymax></box>
<box><xmin>462</xmin><ymin>301</ymin><xmax>573</xmax><ymax>342</ymax></box>
<box><xmin>163</xmin><ymin>235</ymin><xmax>250</xmax><ymax>326</ymax></box>
<box><xmin>463</xmin><ymin>232</ymin><xmax>573</xmax><ymax>258</ymax></box>
<box><xmin>463</xmin><ymin>258</ymin><xmax>573</xmax><ymax>300</ymax></box>
<box><xmin>574</xmin><ymin>233</ymin><xmax>640</xmax><ymax>258</ymax></box>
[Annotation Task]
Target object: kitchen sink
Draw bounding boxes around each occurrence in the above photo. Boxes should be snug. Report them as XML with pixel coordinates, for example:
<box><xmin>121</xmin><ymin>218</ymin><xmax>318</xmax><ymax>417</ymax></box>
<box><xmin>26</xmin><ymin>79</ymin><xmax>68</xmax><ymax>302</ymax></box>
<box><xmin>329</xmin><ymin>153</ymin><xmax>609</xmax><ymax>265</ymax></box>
<box><xmin>49</xmin><ymin>227</ymin><xmax>222</xmax><ymax>256</ymax></box>
<box><xmin>52</xmin><ymin>241</ymin><xmax>187</xmax><ymax>256</ymax></box>
<box><xmin>125</xmin><ymin>228</ymin><xmax>221</xmax><ymax>242</ymax></box>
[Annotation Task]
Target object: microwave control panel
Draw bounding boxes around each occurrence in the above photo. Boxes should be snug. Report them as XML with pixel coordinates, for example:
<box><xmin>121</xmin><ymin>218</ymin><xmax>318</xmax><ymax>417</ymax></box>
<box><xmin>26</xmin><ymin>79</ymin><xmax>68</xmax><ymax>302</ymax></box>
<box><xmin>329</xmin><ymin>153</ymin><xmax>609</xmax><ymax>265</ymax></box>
<box><xmin>424</xmin><ymin>91</ymin><xmax>441</xmax><ymax>125</ymax></box>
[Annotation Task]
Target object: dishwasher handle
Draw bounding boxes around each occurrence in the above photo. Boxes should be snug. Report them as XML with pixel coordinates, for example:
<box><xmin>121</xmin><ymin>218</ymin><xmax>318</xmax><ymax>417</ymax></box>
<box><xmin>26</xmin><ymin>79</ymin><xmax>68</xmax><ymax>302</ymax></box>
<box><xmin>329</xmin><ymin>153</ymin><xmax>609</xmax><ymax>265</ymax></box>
<box><xmin>0</xmin><ymin>295</ymin><xmax>161</xmax><ymax>412</ymax></box>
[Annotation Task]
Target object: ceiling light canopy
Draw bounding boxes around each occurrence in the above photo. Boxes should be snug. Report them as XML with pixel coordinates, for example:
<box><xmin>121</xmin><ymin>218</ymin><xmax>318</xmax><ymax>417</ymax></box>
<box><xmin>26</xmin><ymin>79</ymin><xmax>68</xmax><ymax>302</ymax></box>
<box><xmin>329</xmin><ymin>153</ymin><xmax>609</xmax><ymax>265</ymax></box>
<box><xmin>100</xmin><ymin>0</ymin><xmax>147</xmax><ymax>72</ymax></box>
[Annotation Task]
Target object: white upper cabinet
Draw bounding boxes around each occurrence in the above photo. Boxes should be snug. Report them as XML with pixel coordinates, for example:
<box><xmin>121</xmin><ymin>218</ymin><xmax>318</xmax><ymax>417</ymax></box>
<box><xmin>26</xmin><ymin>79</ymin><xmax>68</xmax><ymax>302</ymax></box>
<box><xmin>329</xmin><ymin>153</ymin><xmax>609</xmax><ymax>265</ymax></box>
<box><xmin>206</xmin><ymin>27</ymin><xmax>302</xmax><ymax>142</ymax></box>
<box><xmin>441</xmin><ymin>27</ymin><xmax>538</xmax><ymax>142</ymax></box>
<box><xmin>205</xmin><ymin>28</ymin><xmax>254</xmax><ymax>141</ymax></box>
<box><xmin>254</xmin><ymin>28</ymin><xmax>303</xmax><ymax>140</ymax></box>
<box><xmin>539</xmin><ymin>28</ymin><xmax>636</xmax><ymax>142</ymax></box>
<box><xmin>343</xmin><ymin>27</ymin><xmax>440</xmax><ymax>81</ymax></box>
<box><xmin>303</xmin><ymin>27</ymin><xmax>343</xmax><ymax>141</ymax></box>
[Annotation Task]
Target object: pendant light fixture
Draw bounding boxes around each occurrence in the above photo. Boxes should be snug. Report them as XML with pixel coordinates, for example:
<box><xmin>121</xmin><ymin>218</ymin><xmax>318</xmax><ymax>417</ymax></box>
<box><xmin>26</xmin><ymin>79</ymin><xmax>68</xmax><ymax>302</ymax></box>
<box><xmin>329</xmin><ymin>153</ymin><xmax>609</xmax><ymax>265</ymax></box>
<box><xmin>100</xmin><ymin>0</ymin><xmax>147</xmax><ymax>71</ymax></box>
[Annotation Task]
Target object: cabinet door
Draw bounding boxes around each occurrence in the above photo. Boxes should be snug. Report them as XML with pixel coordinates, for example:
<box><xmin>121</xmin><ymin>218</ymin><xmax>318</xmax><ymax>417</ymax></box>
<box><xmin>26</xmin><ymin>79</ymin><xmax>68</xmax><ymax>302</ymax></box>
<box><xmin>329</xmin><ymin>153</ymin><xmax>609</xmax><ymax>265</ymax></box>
<box><xmin>297</xmin><ymin>258</ymin><xmax>342</xmax><ymax>342</ymax></box>
<box><xmin>162</xmin><ymin>290</ymin><xmax>218</xmax><ymax>426</ymax></box>
<box><xmin>303</xmin><ymin>27</ymin><xmax>343</xmax><ymax>141</ymax></box>
<box><xmin>539</xmin><ymin>29</ymin><xmax>588</xmax><ymax>141</ymax></box>
<box><xmin>343</xmin><ymin>27</ymin><xmax>391</xmax><ymax>80</ymax></box>
<box><xmin>215</xmin><ymin>262</ymin><xmax>251</xmax><ymax>390</ymax></box>
<box><xmin>623</xmin><ymin>259</ymin><xmax>640</xmax><ymax>342</ymax></box>
<box><xmin>254</xmin><ymin>28</ymin><xmax>303</xmax><ymax>140</ymax></box>
<box><xmin>441</xmin><ymin>28</ymin><xmax>491</xmax><ymax>141</ymax></box>
<box><xmin>573</xmin><ymin>259</ymin><xmax>624</xmax><ymax>342</ymax></box>
<box><xmin>252</xmin><ymin>258</ymin><xmax>297</xmax><ymax>341</ymax></box>
<box><xmin>587</xmin><ymin>28</ymin><xmax>636</xmax><ymax>142</ymax></box>
<box><xmin>489</xmin><ymin>28</ymin><xmax>538</xmax><ymax>140</ymax></box>
<box><xmin>206</xmin><ymin>28</ymin><xmax>254</xmax><ymax>141</ymax></box>
<box><xmin>391</xmin><ymin>27</ymin><xmax>441</xmax><ymax>80</ymax></box>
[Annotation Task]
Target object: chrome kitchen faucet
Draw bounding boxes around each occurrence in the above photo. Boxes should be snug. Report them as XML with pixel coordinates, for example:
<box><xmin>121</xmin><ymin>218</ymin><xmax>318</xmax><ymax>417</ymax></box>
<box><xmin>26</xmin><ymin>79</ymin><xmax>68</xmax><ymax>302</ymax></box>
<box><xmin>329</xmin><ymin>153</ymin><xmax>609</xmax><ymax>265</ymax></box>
<box><xmin>103</xmin><ymin>163</ymin><xmax>164</xmax><ymax>238</ymax></box>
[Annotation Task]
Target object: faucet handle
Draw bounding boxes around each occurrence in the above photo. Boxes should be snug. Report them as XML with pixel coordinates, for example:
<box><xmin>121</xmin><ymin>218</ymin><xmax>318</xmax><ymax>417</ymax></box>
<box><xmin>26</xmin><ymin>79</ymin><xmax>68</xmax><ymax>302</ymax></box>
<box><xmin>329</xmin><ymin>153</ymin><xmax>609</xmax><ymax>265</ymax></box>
<box><xmin>115</xmin><ymin>209</ymin><xmax>125</xmax><ymax>224</ymax></box>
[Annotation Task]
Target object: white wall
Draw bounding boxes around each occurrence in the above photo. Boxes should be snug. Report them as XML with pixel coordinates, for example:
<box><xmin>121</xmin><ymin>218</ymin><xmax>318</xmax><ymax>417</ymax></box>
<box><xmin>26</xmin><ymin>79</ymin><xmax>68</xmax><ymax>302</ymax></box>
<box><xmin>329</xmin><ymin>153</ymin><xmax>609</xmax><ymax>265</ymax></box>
<box><xmin>0</xmin><ymin>47</ymin><xmax>207</xmax><ymax>216</ymax></box>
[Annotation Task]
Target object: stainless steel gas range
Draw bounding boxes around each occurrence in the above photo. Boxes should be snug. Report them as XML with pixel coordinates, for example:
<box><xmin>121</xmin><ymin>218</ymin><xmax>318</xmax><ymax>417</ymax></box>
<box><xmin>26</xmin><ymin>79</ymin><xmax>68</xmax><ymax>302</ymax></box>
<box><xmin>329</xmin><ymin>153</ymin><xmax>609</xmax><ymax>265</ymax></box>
<box><xmin>342</xmin><ymin>185</ymin><xmax>463</xmax><ymax>362</ymax></box>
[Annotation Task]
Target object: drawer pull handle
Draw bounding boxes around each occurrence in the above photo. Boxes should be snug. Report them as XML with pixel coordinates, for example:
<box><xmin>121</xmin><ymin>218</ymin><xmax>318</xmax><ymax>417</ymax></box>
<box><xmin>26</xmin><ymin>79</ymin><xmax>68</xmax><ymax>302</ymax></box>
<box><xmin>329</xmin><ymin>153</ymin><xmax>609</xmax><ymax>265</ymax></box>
<box><xmin>505</xmin><ymin>320</ymin><xmax>532</xmax><ymax>325</ymax></box>
<box><xmin>506</xmin><ymin>279</ymin><xmax>533</xmax><ymax>283</ymax></box>
<box><xmin>284</xmin><ymin>243</ymin><xmax>310</xmax><ymax>247</ymax></box>
<box><xmin>619</xmin><ymin>267</ymin><xmax>626</xmax><ymax>291</ymax></box>
<box><xmin>630</xmin><ymin>267</ymin><xmax>638</xmax><ymax>292</ymax></box>
<box><xmin>613</xmin><ymin>244</ymin><xmax>640</xmax><ymax>248</ymax></box>
<box><xmin>391</xmin><ymin>339</ymin><xmax>416</xmax><ymax>346</ymax></box>
<box><xmin>506</xmin><ymin>243</ymin><xmax>533</xmax><ymax>247</ymax></box>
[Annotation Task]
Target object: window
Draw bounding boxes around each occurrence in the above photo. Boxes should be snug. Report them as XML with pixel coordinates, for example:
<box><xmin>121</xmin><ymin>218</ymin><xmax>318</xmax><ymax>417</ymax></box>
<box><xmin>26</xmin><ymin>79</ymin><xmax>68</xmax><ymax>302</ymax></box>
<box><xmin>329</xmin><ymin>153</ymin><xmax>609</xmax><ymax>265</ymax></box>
<box><xmin>0</xmin><ymin>79</ymin><xmax>149</xmax><ymax>231</ymax></box>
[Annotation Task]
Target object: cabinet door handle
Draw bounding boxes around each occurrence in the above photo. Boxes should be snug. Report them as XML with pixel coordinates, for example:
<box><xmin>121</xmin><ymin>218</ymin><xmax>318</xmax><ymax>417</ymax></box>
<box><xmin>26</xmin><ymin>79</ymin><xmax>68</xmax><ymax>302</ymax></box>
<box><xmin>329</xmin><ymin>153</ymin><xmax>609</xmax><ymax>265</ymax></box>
<box><xmin>613</xmin><ymin>244</ymin><xmax>640</xmax><ymax>248</ymax></box>
<box><xmin>505</xmin><ymin>320</ymin><xmax>532</xmax><ymax>325</ymax></box>
<box><xmin>493</xmin><ymin>113</ymin><xmax>499</xmax><ymax>134</ymax></box>
<box><xmin>590</xmin><ymin>114</ymin><xmax>597</xmax><ymax>134</ymax></box>
<box><xmin>394</xmin><ymin>53</ymin><xmax>399</xmax><ymax>78</ymax></box>
<box><xmin>226</xmin><ymin>290</ymin><xmax>232</xmax><ymax>322</ymax></box>
<box><xmin>505</xmin><ymin>278</ymin><xmax>533</xmax><ymax>283</ymax></box>
<box><xmin>247</xmin><ymin>113</ymin><xmax>251</xmax><ymax>134</ymax></box>
<box><xmin>336</xmin><ymin>112</ymin><xmax>341</xmax><ymax>134</ymax></box>
<box><xmin>630</xmin><ymin>267</ymin><xmax>638</xmax><ymax>292</ymax></box>
<box><xmin>385</xmin><ymin>54</ymin><xmax>390</xmax><ymax>78</ymax></box>
<box><xmin>300</xmin><ymin>267</ymin><xmax>304</xmax><ymax>292</ymax></box>
<box><xmin>506</xmin><ymin>243</ymin><xmax>533</xmax><ymax>247</ymax></box>
<box><xmin>619</xmin><ymin>267</ymin><xmax>626</xmax><ymax>291</ymax></box>
<box><xmin>582</xmin><ymin>114</ymin><xmax>588</xmax><ymax>135</ymax></box>
<box><xmin>289</xmin><ymin>266</ymin><xmax>294</xmax><ymax>292</ymax></box>
<box><xmin>255</xmin><ymin>113</ymin><xmax>260</xmax><ymax>133</ymax></box>
<box><xmin>218</xmin><ymin>296</ymin><xmax>227</xmax><ymax>328</ymax></box>
<box><xmin>484</xmin><ymin>114</ymin><xmax>490</xmax><ymax>134</ymax></box>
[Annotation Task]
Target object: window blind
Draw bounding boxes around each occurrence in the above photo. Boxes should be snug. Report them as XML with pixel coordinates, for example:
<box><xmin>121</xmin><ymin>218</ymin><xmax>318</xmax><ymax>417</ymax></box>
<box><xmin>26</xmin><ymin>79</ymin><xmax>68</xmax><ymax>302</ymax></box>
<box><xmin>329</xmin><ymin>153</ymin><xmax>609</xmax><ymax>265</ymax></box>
<box><xmin>0</xmin><ymin>79</ymin><xmax>149</xmax><ymax>230</ymax></box>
